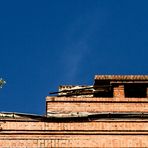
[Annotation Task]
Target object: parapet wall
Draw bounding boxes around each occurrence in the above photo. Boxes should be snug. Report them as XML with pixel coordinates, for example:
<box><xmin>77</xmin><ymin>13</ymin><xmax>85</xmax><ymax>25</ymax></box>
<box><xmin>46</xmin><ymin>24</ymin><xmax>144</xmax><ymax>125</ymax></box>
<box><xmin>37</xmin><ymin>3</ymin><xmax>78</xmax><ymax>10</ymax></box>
<box><xmin>46</xmin><ymin>96</ymin><xmax>148</xmax><ymax>114</ymax></box>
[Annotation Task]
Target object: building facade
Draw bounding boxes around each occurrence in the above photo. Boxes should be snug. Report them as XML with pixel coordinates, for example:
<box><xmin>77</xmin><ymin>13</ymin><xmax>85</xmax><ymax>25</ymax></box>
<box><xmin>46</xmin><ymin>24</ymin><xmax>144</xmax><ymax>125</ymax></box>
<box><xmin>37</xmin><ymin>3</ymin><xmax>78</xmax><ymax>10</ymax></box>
<box><xmin>0</xmin><ymin>75</ymin><xmax>148</xmax><ymax>147</ymax></box>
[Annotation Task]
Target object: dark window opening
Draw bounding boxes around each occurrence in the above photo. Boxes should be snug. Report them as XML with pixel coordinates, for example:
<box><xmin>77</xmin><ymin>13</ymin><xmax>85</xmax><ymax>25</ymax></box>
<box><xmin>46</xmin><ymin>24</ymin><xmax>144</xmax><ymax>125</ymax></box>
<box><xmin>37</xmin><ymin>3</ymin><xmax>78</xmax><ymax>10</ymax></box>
<box><xmin>93</xmin><ymin>90</ymin><xmax>113</xmax><ymax>97</ymax></box>
<box><xmin>93</xmin><ymin>86</ymin><xmax>113</xmax><ymax>97</ymax></box>
<box><xmin>125</xmin><ymin>84</ymin><xmax>147</xmax><ymax>98</ymax></box>
<box><xmin>94</xmin><ymin>80</ymin><xmax>113</xmax><ymax>97</ymax></box>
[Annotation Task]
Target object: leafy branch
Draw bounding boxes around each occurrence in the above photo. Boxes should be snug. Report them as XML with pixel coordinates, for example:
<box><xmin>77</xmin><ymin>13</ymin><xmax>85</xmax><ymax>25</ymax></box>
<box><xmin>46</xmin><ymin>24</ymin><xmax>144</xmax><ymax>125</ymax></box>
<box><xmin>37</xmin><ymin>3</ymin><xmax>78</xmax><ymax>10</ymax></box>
<box><xmin>0</xmin><ymin>78</ymin><xmax>6</xmax><ymax>88</ymax></box>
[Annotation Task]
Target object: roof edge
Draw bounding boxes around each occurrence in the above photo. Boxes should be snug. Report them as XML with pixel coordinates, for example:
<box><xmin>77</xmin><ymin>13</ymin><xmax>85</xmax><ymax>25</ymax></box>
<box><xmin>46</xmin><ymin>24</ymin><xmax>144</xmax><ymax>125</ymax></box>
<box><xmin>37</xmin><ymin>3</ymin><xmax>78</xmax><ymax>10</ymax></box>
<box><xmin>95</xmin><ymin>75</ymin><xmax>148</xmax><ymax>81</ymax></box>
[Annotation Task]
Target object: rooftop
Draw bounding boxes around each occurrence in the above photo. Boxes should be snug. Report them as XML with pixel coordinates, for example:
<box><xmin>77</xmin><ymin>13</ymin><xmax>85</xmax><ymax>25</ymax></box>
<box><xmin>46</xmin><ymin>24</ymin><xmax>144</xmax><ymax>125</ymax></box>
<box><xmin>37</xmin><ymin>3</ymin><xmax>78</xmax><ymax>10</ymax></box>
<box><xmin>95</xmin><ymin>75</ymin><xmax>148</xmax><ymax>81</ymax></box>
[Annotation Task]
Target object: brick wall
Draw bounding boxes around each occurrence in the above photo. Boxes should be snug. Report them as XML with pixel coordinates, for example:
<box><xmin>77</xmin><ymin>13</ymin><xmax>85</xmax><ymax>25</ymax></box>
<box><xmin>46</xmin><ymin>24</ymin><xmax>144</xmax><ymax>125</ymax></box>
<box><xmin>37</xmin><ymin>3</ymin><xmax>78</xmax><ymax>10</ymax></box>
<box><xmin>0</xmin><ymin>75</ymin><xmax>148</xmax><ymax>147</ymax></box>
<box><xmin>46</xmin><ymin>97</ymin><xmax>148</xmax><ymax>113</ymax></box>
<box><xmin>0</xmin><ymin>135</ymin><xmax>148</xmax><ymax>147</ymax></box>
<box><xmin>0</xmin><ymin>120</ymin><xmax>148</xmax><ymax>147</ymax></box>
<box><xmin>43</xmin><ymin>82</ymin><xmax>148</xmax><ymax>147</ymax></box>
<box><xmin>1</xmin><ymin>120</ymin><xmax>148</xmax><ymax>131</ymax></box>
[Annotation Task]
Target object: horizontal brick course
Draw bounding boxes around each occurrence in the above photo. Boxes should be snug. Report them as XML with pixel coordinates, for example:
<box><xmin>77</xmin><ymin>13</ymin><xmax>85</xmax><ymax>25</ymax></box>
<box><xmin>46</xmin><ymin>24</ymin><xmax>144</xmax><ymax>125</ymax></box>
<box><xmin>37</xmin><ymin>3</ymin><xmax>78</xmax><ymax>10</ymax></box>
<box><xmin>94</xmin><ymin>75</ymin><xmax>148</xmax><ymax>80</ymax></box>
<box><xmin>46</xmin><ymin>96</ymin><xmax>148</xmax><ymax>102</ymax></box>
<box><xmin>1</xmin><ymin>120</ymin><xmax>148</xmax><ymax>131</ymax></box>
<box><xmin>0</xmin><ymin>135</ymin><xmax>148</xmax><ymax>147</ymax></box>
<box><xmin>47</xmin><ymin>102</ymin><xmax>148</xmax><ymax>113</ymax></box>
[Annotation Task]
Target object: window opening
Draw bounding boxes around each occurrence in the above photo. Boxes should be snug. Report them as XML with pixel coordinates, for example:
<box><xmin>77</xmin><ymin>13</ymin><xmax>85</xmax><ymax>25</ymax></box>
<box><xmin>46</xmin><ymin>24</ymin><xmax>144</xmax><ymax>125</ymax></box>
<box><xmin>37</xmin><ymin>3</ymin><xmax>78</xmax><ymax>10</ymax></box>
<box><xmin>124</xmin><ymin>84</ymin><xmax>147</xmax><ymax>98</ymax></box>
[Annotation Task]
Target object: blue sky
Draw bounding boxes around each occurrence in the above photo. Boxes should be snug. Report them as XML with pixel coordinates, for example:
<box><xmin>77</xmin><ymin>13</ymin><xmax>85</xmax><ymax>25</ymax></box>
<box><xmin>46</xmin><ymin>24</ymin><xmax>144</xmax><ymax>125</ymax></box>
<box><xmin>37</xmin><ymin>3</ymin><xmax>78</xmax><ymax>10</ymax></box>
<box><xmin>0</xmin><ymin>0</ymin><xmax>148</xmax><ymax>115</ymax></box>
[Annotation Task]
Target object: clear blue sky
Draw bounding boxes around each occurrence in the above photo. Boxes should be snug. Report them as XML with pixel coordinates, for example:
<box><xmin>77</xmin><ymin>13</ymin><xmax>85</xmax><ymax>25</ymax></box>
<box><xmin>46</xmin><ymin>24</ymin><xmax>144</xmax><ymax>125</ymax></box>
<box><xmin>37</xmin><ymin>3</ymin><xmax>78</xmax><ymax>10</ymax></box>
<box><xmin>0</xmin><ymin>0</ymin><xmax>148</xmax><ymax>115</ymax></box>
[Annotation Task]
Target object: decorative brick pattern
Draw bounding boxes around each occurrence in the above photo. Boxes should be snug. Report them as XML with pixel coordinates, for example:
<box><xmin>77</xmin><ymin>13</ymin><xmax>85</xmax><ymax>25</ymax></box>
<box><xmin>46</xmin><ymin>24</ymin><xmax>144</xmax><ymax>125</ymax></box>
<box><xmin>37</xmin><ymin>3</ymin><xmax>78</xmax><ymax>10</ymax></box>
<box><xmin>95</xmin><ymin>75</ymin><xmax>148</xmax><ymax>80</ymax></box>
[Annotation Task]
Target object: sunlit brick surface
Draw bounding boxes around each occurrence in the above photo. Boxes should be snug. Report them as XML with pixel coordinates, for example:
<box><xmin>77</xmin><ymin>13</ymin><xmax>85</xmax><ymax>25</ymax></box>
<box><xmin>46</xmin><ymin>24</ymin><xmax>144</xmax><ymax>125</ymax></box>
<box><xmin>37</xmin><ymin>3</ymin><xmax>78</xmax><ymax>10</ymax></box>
<box><xmin>0</xmin><ymin>135</ymin><xmax>148</xmax><ymax>147</ymax></box>
<box><xmin>0</xmin><ymin>75</ymin><xmax>148</xmax><ymax>147</ymax></box>
<box><xmin>1</xmin><ymin>120</ymin><xmax>148</xmax><ymax>131</ymax></box>
<box><xmin>46</xmin><ymin>96</ymin><xmax>148</xmax><ymax>114</ymax></box>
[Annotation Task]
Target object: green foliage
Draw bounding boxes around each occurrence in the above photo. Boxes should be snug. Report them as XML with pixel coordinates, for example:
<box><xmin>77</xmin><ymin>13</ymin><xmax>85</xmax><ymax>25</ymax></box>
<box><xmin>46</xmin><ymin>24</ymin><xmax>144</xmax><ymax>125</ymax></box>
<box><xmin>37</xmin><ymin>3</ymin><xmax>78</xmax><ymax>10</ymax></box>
<box><xmin>0</xmin><ymin>78</ymin><xmax>6</xmax><ymax>88</ymax></box>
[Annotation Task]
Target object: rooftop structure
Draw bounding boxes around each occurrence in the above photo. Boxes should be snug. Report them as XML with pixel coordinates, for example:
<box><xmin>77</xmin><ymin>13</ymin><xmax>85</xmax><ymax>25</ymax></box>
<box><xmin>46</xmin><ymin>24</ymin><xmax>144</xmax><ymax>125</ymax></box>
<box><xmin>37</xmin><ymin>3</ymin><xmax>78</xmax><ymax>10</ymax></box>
<box><xmin>0</xmin><ymin>75</ymin><xmax>148</xmax><ymax>147</ymax></box>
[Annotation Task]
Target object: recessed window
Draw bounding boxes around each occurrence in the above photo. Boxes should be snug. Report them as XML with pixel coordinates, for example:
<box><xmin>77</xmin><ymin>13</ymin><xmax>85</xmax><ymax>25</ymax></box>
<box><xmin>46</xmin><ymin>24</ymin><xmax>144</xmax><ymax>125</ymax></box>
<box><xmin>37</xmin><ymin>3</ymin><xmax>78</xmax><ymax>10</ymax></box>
<box><xmin>94</xmin><ymin>80</ymin><xmax>113</xmax><ymax>97</ymax></box>
<box><xmin>124</xmin><ymin>84</ymin><xmax>147</xmax><ymax>98</ymax></box>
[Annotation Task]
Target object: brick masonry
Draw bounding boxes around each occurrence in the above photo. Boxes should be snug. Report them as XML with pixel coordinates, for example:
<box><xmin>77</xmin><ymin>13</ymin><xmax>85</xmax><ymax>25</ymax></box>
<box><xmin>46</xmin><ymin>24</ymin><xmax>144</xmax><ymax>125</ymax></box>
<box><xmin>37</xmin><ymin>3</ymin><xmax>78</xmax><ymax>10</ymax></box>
<box><xmin>0</xmin><ymin>120</ymin><xmax>148</xmax><ymax>147</ymax></box>
<box><xmin>46</xmin><ymin>101</ymin><xmax>148</xmax><ymax>113</ymax></box>
<box><xmin>0</xmin><ymin>75</ymin><xmax>148</xmax><ymax>147</ymax></box>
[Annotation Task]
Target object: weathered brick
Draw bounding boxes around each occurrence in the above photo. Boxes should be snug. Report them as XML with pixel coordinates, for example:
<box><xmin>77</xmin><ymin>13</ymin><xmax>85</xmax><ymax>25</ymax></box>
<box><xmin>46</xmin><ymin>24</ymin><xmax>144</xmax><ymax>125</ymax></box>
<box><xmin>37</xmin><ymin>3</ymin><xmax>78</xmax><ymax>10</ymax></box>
<box><xmin>0</xmin><ymin>75</ymin><xmax>148</xmax><ymax>147</ymax></box>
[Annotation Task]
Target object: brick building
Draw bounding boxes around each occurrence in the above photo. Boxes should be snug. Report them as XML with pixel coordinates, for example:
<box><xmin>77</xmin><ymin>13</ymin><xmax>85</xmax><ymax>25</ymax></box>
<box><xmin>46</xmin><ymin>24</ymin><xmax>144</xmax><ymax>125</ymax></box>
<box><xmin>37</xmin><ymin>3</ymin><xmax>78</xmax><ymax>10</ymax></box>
<box><xmin>0</xmin><ymin>75</ymin><xmax>148</xmax><ymax>147</ymax></box>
